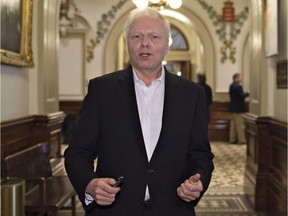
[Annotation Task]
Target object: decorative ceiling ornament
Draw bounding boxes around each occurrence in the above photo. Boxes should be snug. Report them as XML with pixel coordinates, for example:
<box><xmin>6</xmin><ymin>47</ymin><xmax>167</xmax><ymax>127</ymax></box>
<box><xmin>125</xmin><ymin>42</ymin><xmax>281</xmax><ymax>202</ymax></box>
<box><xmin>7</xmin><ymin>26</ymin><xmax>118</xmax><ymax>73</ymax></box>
<box><xmin>196</xmin><ymin>0</ymin><xmax>249</xmax><ymax>64</ymax></box>
<box><xmin>222</xmin><ymin>0</ymin><xmax>235</xmax><ymax>22</ymax></box>
<box><xmin>221</xmin><ymin>39</ymin><xmax>236</xmax><ymax>63</ymax></box>
<box><xmin>59</xmin><ymin>0</ymin><xmax>84</xmax><ymax>36</ymax></box>
<box><xmin>132</xmin><ymin>0</ymin><xmax>182</xmax><ymax>10</ymax></box>
<box><xmin>59</xmin><ymin>0</ymin><xmax>81</xmax><ymax>28</ymax></box>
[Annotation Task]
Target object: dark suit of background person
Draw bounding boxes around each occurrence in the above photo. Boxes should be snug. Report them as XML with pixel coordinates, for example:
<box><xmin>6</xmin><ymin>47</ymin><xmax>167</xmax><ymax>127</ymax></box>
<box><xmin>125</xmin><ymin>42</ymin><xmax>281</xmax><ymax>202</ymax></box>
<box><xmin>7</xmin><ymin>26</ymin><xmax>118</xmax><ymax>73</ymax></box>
<box><xmin>197</xmin><ymin>74</ymin><xmax>212</xmax><ymax>122</ymax></box>
<box><xmin>229</xmin><ymin>73</ymin><xmax>249</xmax><ymax>144</ymax></box>
<box><xmin>64</xmin><ymin>7</ymin><xmax>214</xmax><ymax>216</ymax></box>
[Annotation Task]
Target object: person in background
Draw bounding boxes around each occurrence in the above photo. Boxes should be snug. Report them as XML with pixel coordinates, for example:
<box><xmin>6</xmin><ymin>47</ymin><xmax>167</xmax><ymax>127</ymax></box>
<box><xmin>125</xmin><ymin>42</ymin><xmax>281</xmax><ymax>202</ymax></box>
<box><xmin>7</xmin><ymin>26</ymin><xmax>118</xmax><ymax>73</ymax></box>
<box><xmin>229</xmin><ymin>73</ymin><xmax>249</xmax><ymax>144</ymax></box>
<box><xmin>197</xmin><ymin>73</ymin><xmax>212</xmax><ymax>122</ymax></box>
<box><xmin>64</xmin><ymin>7</ymin><xmax>214</xmax><ymax>216</ymax></box>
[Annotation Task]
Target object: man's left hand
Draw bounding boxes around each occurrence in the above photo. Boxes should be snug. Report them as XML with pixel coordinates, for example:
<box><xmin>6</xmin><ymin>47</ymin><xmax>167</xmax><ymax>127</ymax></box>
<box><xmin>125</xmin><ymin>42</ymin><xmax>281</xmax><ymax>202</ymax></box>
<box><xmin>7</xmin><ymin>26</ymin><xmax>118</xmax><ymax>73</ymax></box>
<box><xmin>177</xmin><ymin>173</ymin><xmax>203</xmax><ymax>202</ymax></box>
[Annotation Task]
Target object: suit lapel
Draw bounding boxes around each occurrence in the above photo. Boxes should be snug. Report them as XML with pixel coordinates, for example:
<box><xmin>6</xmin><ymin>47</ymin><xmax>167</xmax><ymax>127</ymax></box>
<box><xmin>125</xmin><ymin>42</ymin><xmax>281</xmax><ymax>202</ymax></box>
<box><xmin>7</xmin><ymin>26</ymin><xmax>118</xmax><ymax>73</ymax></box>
<box><xmin>149</xmin><ymin>71</ymin><xmax>180</xmax><ymax>164</ymax></box>
<box><xmin>116</xmin><ymin>67</ymin><xmax>149</xmax><ymax>163</ymax></box>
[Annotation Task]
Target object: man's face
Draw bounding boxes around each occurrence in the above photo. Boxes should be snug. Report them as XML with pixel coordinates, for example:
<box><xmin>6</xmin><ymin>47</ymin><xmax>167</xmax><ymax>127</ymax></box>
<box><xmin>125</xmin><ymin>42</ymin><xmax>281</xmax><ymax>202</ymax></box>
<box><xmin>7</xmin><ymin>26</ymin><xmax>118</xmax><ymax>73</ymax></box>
<box><xmin>127</xmin><ymin>15</ymin><xmax>170</xmax><ymax>73</ymax></box>
<box><xmin>235</xmin><ymin>75</ymin><xmax>242</xmax><ymax>83</ymax></box>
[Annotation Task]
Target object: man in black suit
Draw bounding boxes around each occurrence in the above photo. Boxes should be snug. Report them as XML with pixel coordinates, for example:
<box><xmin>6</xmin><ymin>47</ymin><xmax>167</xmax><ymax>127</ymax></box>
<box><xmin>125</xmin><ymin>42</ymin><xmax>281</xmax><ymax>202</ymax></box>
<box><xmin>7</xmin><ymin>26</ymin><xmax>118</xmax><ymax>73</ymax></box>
<box><xmin>64</xmin><ymin>7</ymin><xmax>214</xmax><ymax>216</ymax></box>
<box><xmin>197</xmin><ymin>74</ymin><xmax>212</xmax><ymax>122</ymax></box>
<box><xmin>229</xmin><ymin>73</ymin><xmax>249</xmax><ymax>144</ymax></box>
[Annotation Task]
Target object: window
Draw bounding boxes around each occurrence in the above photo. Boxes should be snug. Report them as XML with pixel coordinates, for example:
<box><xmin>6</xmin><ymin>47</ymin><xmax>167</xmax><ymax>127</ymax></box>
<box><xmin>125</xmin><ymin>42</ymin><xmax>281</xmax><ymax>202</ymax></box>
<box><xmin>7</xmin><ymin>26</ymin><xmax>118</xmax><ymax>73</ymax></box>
<box><xmin>170</xmin><ymin>25</ymin><xmax>188</xmax><ymax>50</ymax></box>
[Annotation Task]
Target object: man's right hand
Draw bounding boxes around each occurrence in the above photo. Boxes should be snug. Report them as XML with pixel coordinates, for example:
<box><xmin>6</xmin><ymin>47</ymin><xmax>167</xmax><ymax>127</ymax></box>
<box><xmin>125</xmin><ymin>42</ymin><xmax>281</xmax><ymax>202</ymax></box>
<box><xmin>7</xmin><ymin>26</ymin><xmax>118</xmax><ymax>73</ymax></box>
<box><xmin>85</xmin><ymin>178</ymin><xmax>121</xmax><ymax>206</ymax></box>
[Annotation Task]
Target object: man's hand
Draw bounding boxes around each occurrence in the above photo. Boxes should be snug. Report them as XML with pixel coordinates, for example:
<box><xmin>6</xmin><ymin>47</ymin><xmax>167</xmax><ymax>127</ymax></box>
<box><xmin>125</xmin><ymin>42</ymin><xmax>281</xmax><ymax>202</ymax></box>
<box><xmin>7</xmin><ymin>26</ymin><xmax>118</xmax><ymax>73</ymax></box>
<box><xmin>177</xmin><ymin>173</ymin><xmax>203</xmax><ymax>202</ymax></box>
<box><xmin>86</xmin><ymin>178</ymin><xmax>121</xmax><ymax>206</ymax></box>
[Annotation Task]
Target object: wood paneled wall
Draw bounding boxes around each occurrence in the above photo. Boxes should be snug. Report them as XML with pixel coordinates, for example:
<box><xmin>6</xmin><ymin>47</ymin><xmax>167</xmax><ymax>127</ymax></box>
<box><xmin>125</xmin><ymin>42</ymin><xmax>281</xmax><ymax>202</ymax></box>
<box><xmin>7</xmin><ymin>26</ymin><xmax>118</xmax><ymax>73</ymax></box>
<box><xmin>59</xmin><ymin>101</ymin><xmax>82</xmax><ymax>144</ymax></box>
<box><xmin>59</xmin><ymin>100</ymin><xmax>232</xmax><ymax>142</ymax></box>
<box><xmin>1</xmin><ymin>112</ymin><xmax>65</xmax><ymax>176</ymax></box>
<box><xmin>243</xmin><ymin>113</ymin><xmax>287</xmax><ymax>216</ymax></box>
<box><xmin>59</xmin><ymin>101</ymin><xmax>82</xmax><ymax>115</ymax></box>
<box><xmin>208</xmin><ymin>101</ymin><xmax>231</xmax><ymax>141</ymax></box>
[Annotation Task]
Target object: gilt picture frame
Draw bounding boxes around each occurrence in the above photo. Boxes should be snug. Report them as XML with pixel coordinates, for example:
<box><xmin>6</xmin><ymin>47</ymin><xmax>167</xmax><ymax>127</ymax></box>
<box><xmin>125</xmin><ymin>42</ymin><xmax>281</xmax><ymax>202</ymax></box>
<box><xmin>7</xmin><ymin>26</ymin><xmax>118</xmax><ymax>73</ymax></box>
<box><xmin>1</xmin><ymin>0</ymin><xmax>34</xmax><ymax>67</ymax></box>
<box><xmin>264</xmin><ymin>0</ymin><xmax>278</xmax><ymax>57</ymax></box>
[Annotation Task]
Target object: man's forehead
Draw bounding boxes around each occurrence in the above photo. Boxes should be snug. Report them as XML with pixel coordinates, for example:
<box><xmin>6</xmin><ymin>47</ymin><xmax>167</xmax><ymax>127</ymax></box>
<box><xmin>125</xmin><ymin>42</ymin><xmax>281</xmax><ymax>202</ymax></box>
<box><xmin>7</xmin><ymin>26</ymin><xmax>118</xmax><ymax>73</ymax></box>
<box><xmin>132</xmin><ymin>15</ymin><xmax>162</xmax><ymax>23</ymax></box>
<box><xmin>130</xmin><ymin>16</ymin><xmax>164</xmax><ymax>30</ymax></box>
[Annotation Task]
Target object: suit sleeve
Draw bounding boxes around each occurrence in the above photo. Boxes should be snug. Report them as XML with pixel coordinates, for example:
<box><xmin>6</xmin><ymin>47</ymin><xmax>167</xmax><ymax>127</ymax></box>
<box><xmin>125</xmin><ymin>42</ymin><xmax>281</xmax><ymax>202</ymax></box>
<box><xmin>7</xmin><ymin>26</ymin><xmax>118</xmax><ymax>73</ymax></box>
<box><xmin>188</xmin><ymin>87</ymin><xmax>214</xmax><ymax>205</ymax></box>
<box><xmin>64</xmin><ymin>80</ymin><xmax>99</xmax><ymax>210</ymax></box>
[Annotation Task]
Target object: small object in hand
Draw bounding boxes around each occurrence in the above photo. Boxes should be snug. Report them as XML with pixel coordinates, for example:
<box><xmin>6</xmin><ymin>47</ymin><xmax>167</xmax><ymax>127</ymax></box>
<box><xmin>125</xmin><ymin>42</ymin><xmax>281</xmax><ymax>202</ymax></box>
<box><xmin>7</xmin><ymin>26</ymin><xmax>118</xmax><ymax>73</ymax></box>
<box><xmin>112</xmin><ymin>176</ymin><xmax>124</xmax><ymax>187</ymax></box>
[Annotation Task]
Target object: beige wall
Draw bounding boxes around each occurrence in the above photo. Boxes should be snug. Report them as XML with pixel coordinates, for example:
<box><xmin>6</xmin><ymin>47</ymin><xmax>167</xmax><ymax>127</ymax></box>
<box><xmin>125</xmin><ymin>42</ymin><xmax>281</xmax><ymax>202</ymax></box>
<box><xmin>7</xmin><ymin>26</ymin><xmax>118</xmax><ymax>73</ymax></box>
<box><xmin>249</xmin><ymin>0</ymin><xmax>287</xmax><ymax>122</ymax></box>
<box><xmin>1</xmin><ymin>65</ymin><xmax>29</xmax><ymax>121</ymax></box>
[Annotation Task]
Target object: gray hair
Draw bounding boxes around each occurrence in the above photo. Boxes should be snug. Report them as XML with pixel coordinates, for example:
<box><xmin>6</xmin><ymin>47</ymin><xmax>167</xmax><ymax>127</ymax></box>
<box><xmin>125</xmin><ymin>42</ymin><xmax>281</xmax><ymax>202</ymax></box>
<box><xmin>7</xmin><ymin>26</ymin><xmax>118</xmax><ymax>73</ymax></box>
<box><xmin>124</xmin><ymin>7</ymin><xmax>171</xmax><ymax>41</ymax></box>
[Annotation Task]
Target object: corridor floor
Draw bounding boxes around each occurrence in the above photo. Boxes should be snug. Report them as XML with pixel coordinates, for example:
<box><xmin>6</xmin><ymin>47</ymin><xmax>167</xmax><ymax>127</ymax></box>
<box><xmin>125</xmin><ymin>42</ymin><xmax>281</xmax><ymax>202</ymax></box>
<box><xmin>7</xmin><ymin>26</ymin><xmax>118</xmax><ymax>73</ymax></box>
<box><xmin>195</xmin><ymin>142</ymin><xmax>257</xmax><ymax>216</ymax></box>
<box><xmin>59</xmin><ymin>142</ymin><xmax>257</xmax><ymax>216</ymax></box>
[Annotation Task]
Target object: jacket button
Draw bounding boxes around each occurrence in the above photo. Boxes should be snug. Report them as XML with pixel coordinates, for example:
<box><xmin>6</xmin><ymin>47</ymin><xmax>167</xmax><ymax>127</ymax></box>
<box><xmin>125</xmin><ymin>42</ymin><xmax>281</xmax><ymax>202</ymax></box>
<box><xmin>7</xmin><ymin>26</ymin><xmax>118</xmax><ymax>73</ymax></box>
<box><xmin>147</xmin><ymin>169</ymin><xmax>154</xmax><ymax>173</ymax></box>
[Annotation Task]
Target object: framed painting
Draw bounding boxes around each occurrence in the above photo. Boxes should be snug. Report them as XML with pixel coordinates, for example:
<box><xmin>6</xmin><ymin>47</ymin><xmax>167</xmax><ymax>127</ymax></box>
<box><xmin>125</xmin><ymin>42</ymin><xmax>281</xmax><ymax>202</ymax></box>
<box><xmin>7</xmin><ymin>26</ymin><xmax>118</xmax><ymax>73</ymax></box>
<box><xmin>264</xmin><ymin>0</ymin><xmax>278</xmax><ymax>57</ymax></box>
<box><xmin>276</xmin><ymin>60</ymin><xmax>287</xmax><ymax>89</ymax></box>
<box><xmin>1</xmin><ymin>0</ymin><xmax>34</xmax><ymax>67</ymax></box>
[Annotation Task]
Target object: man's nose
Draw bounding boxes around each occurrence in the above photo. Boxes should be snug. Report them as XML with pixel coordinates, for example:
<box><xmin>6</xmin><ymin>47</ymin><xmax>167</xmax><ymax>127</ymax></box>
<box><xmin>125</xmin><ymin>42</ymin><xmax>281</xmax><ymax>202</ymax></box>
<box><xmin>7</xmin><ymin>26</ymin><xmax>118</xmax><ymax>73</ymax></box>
<box><xmin>141</xmin><ymin>37</ymin><xmax>149</xmax><ymax>47</ymax></box>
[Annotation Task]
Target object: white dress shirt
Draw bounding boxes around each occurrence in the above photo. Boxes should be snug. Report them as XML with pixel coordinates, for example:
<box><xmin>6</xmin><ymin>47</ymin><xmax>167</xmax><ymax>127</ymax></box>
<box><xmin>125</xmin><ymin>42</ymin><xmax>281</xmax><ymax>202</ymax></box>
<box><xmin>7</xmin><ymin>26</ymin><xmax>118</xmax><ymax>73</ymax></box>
<box><xmin>133</xmin><ymin>67</ymin><xmax>165</xmax><ymax>200</ymax></box>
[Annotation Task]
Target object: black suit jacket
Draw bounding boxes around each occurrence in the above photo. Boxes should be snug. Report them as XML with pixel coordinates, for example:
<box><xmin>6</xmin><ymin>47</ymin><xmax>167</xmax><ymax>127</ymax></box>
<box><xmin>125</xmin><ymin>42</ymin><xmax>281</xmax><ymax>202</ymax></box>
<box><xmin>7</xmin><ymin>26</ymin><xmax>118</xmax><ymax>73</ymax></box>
<box><xmin>229</xmin><ymin>82</ymin><xmax>249</xmax><ymax>113</ymax></box>
<box><xmin>64</xmin><ymin>66</ymin><xmax>214</xmax><ymax>216</ymax></box>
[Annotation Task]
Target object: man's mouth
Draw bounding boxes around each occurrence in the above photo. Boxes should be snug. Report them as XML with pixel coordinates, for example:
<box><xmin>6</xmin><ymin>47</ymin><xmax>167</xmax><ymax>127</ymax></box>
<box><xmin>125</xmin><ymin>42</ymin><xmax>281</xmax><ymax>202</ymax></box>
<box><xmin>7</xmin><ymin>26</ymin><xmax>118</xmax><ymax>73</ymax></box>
<box><xmin>140</xmin><ymin>53</ymin><xmax>151</xmax><ymax>58</ymax></box>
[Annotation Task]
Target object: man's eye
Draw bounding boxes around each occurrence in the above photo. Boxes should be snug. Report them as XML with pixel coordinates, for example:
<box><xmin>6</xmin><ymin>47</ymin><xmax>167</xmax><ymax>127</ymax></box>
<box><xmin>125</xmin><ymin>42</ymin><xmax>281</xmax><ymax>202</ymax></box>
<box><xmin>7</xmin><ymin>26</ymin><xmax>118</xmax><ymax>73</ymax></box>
<box><xmin>133</xmin><ymin>35</ymin><xmax>141</xmax><ymax>39</ymax></box>
<box><xmin>150</xmin><ymin>35</ymin><xmax>159</xmax><ymax>40</ymax></box>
